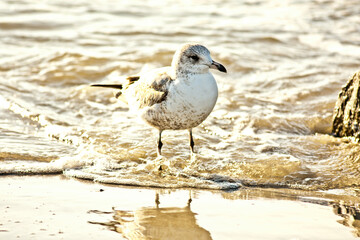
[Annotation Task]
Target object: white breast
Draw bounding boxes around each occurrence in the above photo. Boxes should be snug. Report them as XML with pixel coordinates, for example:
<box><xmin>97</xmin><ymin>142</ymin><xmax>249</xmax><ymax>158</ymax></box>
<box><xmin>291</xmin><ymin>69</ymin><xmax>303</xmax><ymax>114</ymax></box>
<box><xmin>141</xmin><ymin>72</ymin><xmax>218</xmax><ymax>130</ymax></box>
<box><xmin>169</xmin><ymin>73</ymin><xmax>218</xmax><ymax>116</ymax></box>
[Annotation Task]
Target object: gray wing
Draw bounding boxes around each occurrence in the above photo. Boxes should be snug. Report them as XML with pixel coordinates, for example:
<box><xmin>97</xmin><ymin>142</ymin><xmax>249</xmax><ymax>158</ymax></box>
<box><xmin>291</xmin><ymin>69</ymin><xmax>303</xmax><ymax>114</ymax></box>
<box><xmin>130</xmin><ymin>68</ymin><xmax>173</xmax><ymax>109</ymax></box>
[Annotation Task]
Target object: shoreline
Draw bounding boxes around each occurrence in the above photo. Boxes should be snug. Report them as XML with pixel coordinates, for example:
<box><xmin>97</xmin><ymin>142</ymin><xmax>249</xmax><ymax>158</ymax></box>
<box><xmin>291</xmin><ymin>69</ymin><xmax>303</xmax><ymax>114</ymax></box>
<box><xmin>1</xmin><ymin>175</ymin><xmax>359</xmax><ymax>239</ymax></box>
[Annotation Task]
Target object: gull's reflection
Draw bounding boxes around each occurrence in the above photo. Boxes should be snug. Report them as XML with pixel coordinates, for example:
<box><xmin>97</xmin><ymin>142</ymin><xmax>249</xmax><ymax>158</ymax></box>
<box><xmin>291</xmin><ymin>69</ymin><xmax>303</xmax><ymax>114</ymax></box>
<box><xmin>90</xmin><ymin>191</ymin><xmax>212</xmax><ymax>240</ymax></box>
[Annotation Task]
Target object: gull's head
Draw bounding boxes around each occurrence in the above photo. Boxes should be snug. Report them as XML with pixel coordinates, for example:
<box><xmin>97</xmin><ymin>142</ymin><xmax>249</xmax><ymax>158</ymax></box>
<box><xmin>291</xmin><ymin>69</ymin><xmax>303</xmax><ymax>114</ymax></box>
<box><xmin>171</xmin><ymin>43</ymin><xmax>227</xmax><ymax>76</ymax></box>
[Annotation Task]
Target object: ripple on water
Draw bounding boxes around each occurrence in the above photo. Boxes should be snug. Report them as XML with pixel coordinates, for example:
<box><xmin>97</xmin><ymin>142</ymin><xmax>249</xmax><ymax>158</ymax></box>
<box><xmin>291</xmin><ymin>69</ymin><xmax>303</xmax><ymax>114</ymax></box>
<box><xmin>1</xmin><ymin>0</ymin><xmax>360</xmax><ymax>191</ymax></box>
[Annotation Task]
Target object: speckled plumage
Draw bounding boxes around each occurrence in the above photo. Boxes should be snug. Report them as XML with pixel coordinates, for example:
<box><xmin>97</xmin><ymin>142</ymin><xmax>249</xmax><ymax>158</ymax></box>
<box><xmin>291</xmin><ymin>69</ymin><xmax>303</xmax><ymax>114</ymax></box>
<box><xmin>91</xmin><ymin>43</ymin><xmax>227</xmax><ymax>157</ymax></box>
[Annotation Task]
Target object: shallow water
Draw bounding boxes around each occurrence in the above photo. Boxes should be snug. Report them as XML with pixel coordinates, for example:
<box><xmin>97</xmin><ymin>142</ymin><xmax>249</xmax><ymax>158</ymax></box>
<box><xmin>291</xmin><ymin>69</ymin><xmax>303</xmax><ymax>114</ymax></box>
<box><xmin>1</xmin><ymin>0</ymin><xmax>360</xmax><ymax>191</ymax></box>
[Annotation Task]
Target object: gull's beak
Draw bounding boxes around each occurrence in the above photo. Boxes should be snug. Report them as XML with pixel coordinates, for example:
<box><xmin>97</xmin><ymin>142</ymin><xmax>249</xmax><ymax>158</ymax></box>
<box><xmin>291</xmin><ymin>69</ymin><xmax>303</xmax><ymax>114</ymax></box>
<box><xmin>210</xmin><ymin>60</ymin><xmax>227</xmax><ymax>73</ymax></box>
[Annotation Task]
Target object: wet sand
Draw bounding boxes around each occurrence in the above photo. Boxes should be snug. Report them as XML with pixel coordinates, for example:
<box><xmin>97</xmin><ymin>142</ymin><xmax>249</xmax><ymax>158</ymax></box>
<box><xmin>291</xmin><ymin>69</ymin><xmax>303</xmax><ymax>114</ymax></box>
<box><xmin>0</xmin><ymin>175</ymin><xmax>358</xmax><ymax>240</ymax></box>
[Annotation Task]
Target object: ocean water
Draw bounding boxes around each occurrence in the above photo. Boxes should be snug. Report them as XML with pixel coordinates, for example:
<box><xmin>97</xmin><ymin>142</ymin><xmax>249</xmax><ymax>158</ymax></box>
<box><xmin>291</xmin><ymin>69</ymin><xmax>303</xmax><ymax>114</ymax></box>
<box><xmin>1</xmin><ymin>0</ymin><xmax>360</xmax><ymax>191</ymax></box>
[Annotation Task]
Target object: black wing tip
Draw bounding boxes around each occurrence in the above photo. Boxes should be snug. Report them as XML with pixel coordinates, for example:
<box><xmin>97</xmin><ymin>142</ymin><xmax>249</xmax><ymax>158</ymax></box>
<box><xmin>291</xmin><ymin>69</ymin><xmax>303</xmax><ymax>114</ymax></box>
<box><xmin>90</xmin><ymin>84</ymin><xmax>123</xmax><ymax>89</ymax></box>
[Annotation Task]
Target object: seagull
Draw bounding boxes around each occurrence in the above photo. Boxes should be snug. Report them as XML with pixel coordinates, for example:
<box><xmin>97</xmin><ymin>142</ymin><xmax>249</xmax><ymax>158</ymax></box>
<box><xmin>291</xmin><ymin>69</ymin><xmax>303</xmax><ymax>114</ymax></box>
<box><xmin>91</xmin><ymin>43</ymin><xmax>227</xmax><ymax>157</ymax></box>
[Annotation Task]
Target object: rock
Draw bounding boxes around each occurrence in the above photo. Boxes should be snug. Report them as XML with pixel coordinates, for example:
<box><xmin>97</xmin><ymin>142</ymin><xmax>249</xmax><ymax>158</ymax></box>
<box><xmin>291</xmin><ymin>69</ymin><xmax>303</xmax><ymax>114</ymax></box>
<box><xmin>332</xmin><ymin>71</ymin><xmax>360</xmax><ymax>140</ymax></box>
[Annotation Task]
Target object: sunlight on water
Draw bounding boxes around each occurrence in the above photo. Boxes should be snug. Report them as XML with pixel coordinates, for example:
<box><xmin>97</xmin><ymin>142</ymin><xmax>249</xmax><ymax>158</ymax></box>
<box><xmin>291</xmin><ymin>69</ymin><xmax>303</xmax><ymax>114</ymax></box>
<box><xmin>1</xmin><ymin>0</ymin><xmax>360</xmax><ymax>192</ymax></box>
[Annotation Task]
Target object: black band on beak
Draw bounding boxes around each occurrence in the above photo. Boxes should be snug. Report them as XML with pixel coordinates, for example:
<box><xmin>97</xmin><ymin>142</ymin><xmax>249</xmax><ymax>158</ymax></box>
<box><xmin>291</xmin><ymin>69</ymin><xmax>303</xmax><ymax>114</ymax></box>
<box><xmin>210</xmin><ymin>60</ymin><xmax>227</xmax><ymax>73</ymax></box>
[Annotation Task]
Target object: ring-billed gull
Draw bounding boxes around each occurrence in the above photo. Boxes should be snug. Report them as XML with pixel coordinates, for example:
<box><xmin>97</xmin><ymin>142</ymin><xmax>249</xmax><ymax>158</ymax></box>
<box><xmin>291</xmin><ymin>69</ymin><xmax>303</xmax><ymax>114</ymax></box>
<box><xmin>91</xmin><ymin>43</ymin><xmax>227</xmax><ymax>157</ymax></box>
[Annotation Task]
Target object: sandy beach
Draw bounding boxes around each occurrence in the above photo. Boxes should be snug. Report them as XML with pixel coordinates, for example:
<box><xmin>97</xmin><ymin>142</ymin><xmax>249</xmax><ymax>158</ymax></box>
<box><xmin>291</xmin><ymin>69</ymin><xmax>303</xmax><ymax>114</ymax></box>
<box><xmin>1</xmin><ymin>175</ymin><xmax>359</xmax><ymax>240</ymax></box>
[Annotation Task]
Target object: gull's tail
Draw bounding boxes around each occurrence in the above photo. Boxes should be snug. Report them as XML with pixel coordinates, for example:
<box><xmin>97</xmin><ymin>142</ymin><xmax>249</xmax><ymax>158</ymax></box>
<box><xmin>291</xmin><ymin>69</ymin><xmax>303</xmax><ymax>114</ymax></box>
<box><xmin>91</xmin><ymin>76</ymin><xmax>139</xmax><ymax>98</ymax></box>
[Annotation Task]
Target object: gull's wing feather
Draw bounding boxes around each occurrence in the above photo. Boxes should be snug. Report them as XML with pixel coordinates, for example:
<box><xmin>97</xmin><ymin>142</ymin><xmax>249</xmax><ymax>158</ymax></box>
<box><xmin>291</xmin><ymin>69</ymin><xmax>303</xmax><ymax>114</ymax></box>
<box><xmin>128</xmin><ymin>67</ymin><xmax>173</xmax><ymax>109</ymax></box>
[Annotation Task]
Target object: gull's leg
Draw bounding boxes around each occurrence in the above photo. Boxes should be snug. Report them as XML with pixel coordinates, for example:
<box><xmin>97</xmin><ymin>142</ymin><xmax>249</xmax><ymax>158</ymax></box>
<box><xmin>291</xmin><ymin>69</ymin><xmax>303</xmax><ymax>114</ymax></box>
<box><xmin>155</xmin><ymin>192</ymin><xmax>160</xmax><ymax>208</ymax></box>
<box><xmin>189</xmin><ymin>129</ymin><xmax>195</xmax><ymax>154</ymax></box>
<box><xmin>187</xmin><ymin>190</ymin><xmax>192</xmax><ymax>207</ymax></box>
<box><xmin>157</xmin><ymin>130</ymin><xmax>163</xmax><ymax>157</ymax></box>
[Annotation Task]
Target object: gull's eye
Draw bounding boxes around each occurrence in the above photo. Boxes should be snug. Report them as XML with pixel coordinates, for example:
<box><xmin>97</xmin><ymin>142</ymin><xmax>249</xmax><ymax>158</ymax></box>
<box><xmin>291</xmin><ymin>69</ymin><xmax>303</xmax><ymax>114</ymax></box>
<box><xmin>189</xmin><ymin>55</ymin><xmax>199</xmax><ymax>61</ymax></box>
